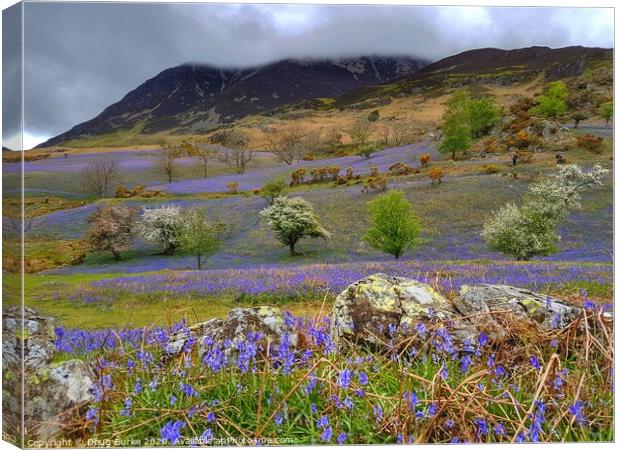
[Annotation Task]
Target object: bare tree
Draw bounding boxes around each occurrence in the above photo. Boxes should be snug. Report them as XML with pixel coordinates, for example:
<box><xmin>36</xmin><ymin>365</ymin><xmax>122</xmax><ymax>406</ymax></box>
<box><xmin>322</xmin><ymin>127</ymin><xmax>342</xmax><ymax>154</ymax></box>
<box><xmin>183</xmin><ymin>141</ymin><xmax>217</xmax><ymax>178</ymax></box>
<box><xmin>268</xmin><ymin>126</ymin><xmax>305</xmax><ymax>164</ymax></box>
<box><xmin>349</xmin><ymin>119</ymin><xmax>372</xmax><ymax>148</ymax></box>
<box><xmin>157</xmin><ymin>144</ymin><xmax>181</xmax><ymax>183</ymax></box>
<box><xmin>379</xmin><ymin>127</ymin><xmax>391</xmax><ymax>146</ymax></box>
<box><xmin>81</xmin><ymin>158</ymin><xmax>119</xmax><ymax>198</ymax></box>
<box><xmin>210</xmin><ymin>128</ymin><xmax>253</xmax><ymax>174</ymax></box>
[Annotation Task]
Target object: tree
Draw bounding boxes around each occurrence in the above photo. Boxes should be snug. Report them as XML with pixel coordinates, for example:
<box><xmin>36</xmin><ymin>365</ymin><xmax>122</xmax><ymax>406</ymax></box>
<box><xmin>261</xmin><ymin>178</ymin><xmax>287</xmax><ymax>205</ymax></box>
<box><xmin>529</xmin><ymin>81</ymin><xmax>568</xmax><ymax>118</ymax></box>
<box><xmin>269</xmin><ymin>126</ymin><xmax>305</xmax><ymax>164</ymax></box>
<box><xmin>84</xmin><ymin>206</ymin><xmax>135</xmax><ymax>260</ymax></box>
<box><xmin>482</xmin><ymin>164</ymin><xmax>607</xmax><ymax>260</ymax></box>
<box><xmin>599</xmin><ymin>101</ymin><xmax>613</xmax><ymax>128</ymax></box>
<box><xmin>469</xmin><ymin>97</ymin><xmax>501</xmax><ymax>137</ymax></box>
<box><xmin>323</xmin><ymin>127</ymin><xmax>342</xmax><ymax>154</ymax></box>
<box><xmin>81</xmin><ymin>158</ymin><xmax>118</xmax><ymax>198</ymax></box>
<box><xmin>439</xmin><ymin>89</ymin><xmax>472</xmax><ymax>160</ymax></box>
<box><xmin>364</xmin><ymin>190</ymin><xmax>421</xmax><ymax>260</ymax></box>
<box><xmin>571</xmin><ymin>112</ymin><xmax>587</xmax><ymax>129</ymax></box>
<box><xmin>349</xmin><ymin>119</ymin><xmax>374</xmax><ymax>157</ymax></box>
<box><xmin>177</xmin><ymin>208</ymin><xmax>225</xmax><ymax>269</ymax></box>
<box><xmin>210</xmin><ymin>128</ymin><xmax>253</xmax><ymax>174</ymax></box>
<box><xmin>137</xmin><ymin>205</ymin><xmax>184</xmax><ymax>255</ymax></box>
<box><xmin>157</xmin><ymin>144</ymin><xmax>181</xmax><ymax>183</ymax></box>
<box><xmin>260</xmin><ymin>196</ymin><xmax>330</xmax><ymax>256</ymax></box>
<box><xmin>183</xmin><ymin>141</ymin><xmax>217</xmax><ymax>178</ymax></box>
<box><xmin>367</xmin><ymin>110</ymin><xmax>380</xmax><ymax>122</ymax></box>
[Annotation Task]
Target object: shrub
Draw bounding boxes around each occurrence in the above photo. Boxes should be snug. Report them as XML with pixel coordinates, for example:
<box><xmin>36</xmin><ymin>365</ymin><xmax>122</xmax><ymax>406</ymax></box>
<box><xmin>388</xmin><ymin>162</ymin><xmax>417</xmax><ymax>176</ymax></box>
<box><xmin>115</xmin><ymin>185</ymin><xmax>129</xmax><ymax>198</ymax></box>
<box><xmin>364</xmin><ymin>190</ymin><xmax>421</xmax><ymax>260</ymax></box>
<box><xmin>428</xmin><ymin>168</ymin><xmax>444</xmax><ymax>185</ymax></box>
<box><xmin>84</xmin><ymin>206</ymin><xmax>135</xmax><ymax>260</ymax></box>
<box><xmin>259</xmin><ymin>196</ymin><xmax>330</xmax><ymax>256</ymax></box>
<box><xmin>137</xmin><ymin>206</ymin><xmax>184</xmax><ymax>255</ymax></box>
<box><xmin>576</xmin><ymin>134</ymin><xmax>604</xmax><ymax>153</ymax></box>
<box><xmin>483</xmin><ymin>164</ymin><xmax>500</xmax><ymax>174</ymax></box>
<box><xmin>367</xmin><ymin>109</ymin><xmax>380</xmax><ymax>122</ymax></box>
<box><xmin>302</xmin><ymin>153</ymin><xmax>315</xmax><ymax>161</ymax></box>
<box><xmin>261</xmin><ymin>179</ymin><xmax>287</xmax><ymax>205</ymax></box>
<box><xmin>420</xmin><ymin>154</ymin><xmax>431</xmax><ymax>167</ymax></box>
<box><xmin>226</xmin><ymin>181</ymin><xmax>239</xmax><ymax>194</ymax></box>
<box><xmin>362</xmin><ymin>176</ymin><xmax>388</xmax><ymax>193</ymax></box>
<box><xmin>290</xmin><ymin>168</ymin><xmax>306</xmax><ymax>186</ymax></box>
<box><xmin>529</xmin><ymin>81</ymin><xmax>568</xmax><ymax>118</ymax></box>
<box><xmin>515</xmin><ymin>151</ymin><xmax>534</xmax><ymax>163</ymax></box>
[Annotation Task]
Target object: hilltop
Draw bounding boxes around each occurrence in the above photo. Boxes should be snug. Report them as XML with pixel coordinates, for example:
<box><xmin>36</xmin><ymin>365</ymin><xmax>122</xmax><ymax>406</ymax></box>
<box><xmin>37</xmin><ymin>56</ymin><xmax>427</xmax><ymax>148</ymax></box>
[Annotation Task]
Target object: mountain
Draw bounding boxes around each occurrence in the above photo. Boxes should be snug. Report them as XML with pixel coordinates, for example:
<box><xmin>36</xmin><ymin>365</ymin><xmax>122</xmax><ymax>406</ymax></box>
<box><xmin>332</xmin><ymin>46</ymin><xmax>612</xmax><ymax>107</ymax></box>
<box><xmin>38</xmin><ymin>56</ymin><xmax>428</xmax><ymax>147</ymax></box>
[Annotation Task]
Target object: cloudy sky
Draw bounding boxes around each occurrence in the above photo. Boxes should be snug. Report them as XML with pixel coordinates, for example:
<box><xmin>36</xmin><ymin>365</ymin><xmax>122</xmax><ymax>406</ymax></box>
<box><xmin>2</xmin><ymin>2</ymin><xmax>614</xmax><ymax>149</ymax></box>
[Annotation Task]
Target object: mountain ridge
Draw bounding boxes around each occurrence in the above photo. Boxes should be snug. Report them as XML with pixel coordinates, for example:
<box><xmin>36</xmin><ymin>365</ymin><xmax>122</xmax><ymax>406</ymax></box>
<box><xmin>38</xmin><ymin>55</ymin><xmax>428</xmax><ymax>147</ymax></box>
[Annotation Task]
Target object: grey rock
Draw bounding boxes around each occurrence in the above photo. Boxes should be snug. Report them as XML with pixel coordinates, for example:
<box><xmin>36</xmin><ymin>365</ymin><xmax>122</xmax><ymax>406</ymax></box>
<box><xmin>167</xmin><ymin>306</ymin><xmax>298</xmax><ymax>357</ymax></box>
<box><xmin>25</xmin><ymin>359</ymin><xmax>95</xmax><ymax>440</ymax></box>
<box><xmin>2</xmin><ymin>307</ymin><xmax>96</xmax><ymax>441</ymax></box>
<box><xmin>455</xmin><ymin>284</ymin><xmax>581</xmax><ymax>339</ymax></box>
<box><xmin>330</xmin><ymin>273</ymin><xmax>477</xmax><ymax>346</ymax></box>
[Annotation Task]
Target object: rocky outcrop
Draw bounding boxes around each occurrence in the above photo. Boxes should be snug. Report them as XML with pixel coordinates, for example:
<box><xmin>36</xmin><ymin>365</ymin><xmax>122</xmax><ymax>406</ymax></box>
<box><xmin>330</xmin><ymin>273</ymin><xmax>478</xmax><ymax>346</ymax></box>
<box><xmin>166</xmin><ymin>306</ymin><xmax>299</xmax><ymax>356</ymax></box>
<box><xmin>330</xmin><ymin>274</ymin><xmax>584</xmax><ymax>348</ymax></box>
<box><xmin>455</xmin><ymin>284</ymin><xmax>582</xmax><ymax>339</ymax></box>
<box><xmin>2</xmin><ymin>307</ymin><xmax>96</xmax><ymax>441</ymax></box>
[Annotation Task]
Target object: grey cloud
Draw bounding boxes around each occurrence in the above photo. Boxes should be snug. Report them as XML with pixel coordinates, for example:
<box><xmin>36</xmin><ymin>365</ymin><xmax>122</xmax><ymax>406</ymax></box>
<box><xmin>2</xmin><ymin>3</ymin><xmax>613</xmax><ymax>148</ymax></box>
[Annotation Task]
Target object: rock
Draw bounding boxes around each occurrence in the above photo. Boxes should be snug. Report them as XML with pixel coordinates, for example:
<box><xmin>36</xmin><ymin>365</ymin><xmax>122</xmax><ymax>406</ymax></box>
<box><xmin>167</xmin><ymin>306</ymin><xmax>299</xmax><ymax>356</ymax></box>
<box><xmin>455</xmin><ymin>284</ymin><xmax>581</xmax><ymax>339</ymax></box>
<box><xmin>25</xmin><ymin>359</ymin><xmax>95</xmax><ymax>440</ymax></box>
<box><xmin>2</xmin><ymin>307</ymin><xmax>96</xmax><ymax>441</ymax></box>
<box><xmin>330</xmin><ymin>273</ymin><xmax>477</xmax><ymax>346</ymax></box>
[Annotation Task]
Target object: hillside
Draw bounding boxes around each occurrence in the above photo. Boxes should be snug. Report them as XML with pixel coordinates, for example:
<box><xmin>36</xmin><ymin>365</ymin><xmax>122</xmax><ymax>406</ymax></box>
<box><xmin>328</xmin><ymin>46</ymin><xmax>612</xmax><ymax>108</ymax></box>
<box><xmin>38</xmin><ymin>56</ymin><xmax>427</xmax><ymax>147</ymax></box>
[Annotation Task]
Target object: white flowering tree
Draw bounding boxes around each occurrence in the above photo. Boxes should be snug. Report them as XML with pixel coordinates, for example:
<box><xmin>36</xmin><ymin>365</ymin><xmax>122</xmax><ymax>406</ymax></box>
<box><xmin>482</xmin><ymin>164</ymin><xmax>607</xmax><ymax>260</ymax></box>
<box><xmin>260</xmin><ymin>196</ymin><xmax>330</xmax><ymax>256</ymax></box>
<box><xmin>137</xmin><ymin>205</ymin><xmax>184</xmax><ymax>255</ymax></box>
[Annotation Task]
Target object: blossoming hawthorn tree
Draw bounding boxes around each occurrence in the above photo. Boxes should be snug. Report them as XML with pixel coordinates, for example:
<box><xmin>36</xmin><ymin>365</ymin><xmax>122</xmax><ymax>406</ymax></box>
<box><xmin>136</xmin><ymin>205</ymin><xmax>184</xmax><ymax>255</ymax></box>
<box><xmin>482</xmin><ymin>164</ymin><xmax>607</xmax><ymax>260</ymax></box>
<box><xmin>84</xmin><ymin>205</ymin><xmax>136</xmax><ymax>260</ymax></box>
<box><xmin>260</xmin><ymin>196</ymin><xmax>330</xmax><ymax>256</ymax></box>
<box><xmin>177</xmin><ymin>208</ymin><xmax>226</xmax><ymax>269</ymax></box>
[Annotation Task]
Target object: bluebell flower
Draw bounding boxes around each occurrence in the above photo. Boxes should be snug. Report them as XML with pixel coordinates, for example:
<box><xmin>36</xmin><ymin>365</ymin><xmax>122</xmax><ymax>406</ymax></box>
<box><xmin>321</xmin><ymin>426</ymin><xmax>333</xmax><ymax>442</ymax></box>
<box><xmin>529</xmin><ymin>356</ymin><xmax>541</xmax><ymax>370</ymax></box>
<box><xmin>337</xmin><ymin>432</ymin><xmax>347</xmax><ymax>444</ymax></box>
<box><xmin>160</xmin><ymin>420</ymin><xmax>185</xmax><ymax>445</ymax></box>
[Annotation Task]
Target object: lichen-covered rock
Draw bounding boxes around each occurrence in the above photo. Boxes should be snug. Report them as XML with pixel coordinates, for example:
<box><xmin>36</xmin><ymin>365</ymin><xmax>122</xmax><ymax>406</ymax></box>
<box><xmin>330</xmin><ymin>273</ymin><xmax>477</xmax><ymax>346</ymax></box>
<box><xmin>25</xmin><ymin>359</ymin><xmax>95</xmax><ymax>440</ymax></box>
<box><xmin>455</xmin><ymin>284</ymin><xmax>581</xmax><ymax>339</ymax></box>
<box><xmin>166</xmin><ymin>306</ymin><xmax>299</xmax><ymax>356</ymax></box>
<box><xmin>2</xmin><ymin>307</ymin><xmax>96</xmax><ymax>441</ymax></box>
<box><xmin>3</xmin><ymin>306</ymin><xmax>57</xmax><ymax>370</ymax></box>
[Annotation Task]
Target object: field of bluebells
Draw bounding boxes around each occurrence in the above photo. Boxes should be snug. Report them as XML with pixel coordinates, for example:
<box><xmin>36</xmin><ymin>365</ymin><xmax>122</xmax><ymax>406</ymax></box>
<box><xmin>9</xmin><ymin>136</ymin><xmax>613</xmax><ymax>444</ymax></box>
<box><xmin>63</xmin><ymin>260</ymin><xmax>613</xmax><ymax>306</ymax></box>
<box><xmin>55</xmin><ymin>298</ymin><xmax>613</xmax><ymax>445</ymax></box>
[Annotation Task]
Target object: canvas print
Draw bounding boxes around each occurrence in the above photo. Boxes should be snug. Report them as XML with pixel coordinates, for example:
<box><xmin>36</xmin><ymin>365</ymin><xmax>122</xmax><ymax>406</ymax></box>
<box><xmin>1</xmin><ymin>1</ymin><xmax>614</xmax><ymax>447</ymax></box>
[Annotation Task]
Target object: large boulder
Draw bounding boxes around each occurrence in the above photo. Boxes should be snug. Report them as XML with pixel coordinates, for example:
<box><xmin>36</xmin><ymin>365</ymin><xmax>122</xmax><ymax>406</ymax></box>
<box><xmin>25</xmin><ymin>359</ymin><xmax>95</xmax><ymax>440</ymax></box>
<box><xmin>330</xmin><ymin>273</ymin><xmax>477</xmax><ymax>346</ymax></box>
<box><xmin>455</xmin><ymin>284</ymin><xmax>582</xmax><ymax>339</ymax></box>
<box><xmin>166</xmin><ymin>306</ymin><xmax>299</xmax><ymax>356</ymax></box>
<box><xmin>2</xmin><ymin>307</ymin><xmax>96</xmax><ymax>442</ymax></box>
